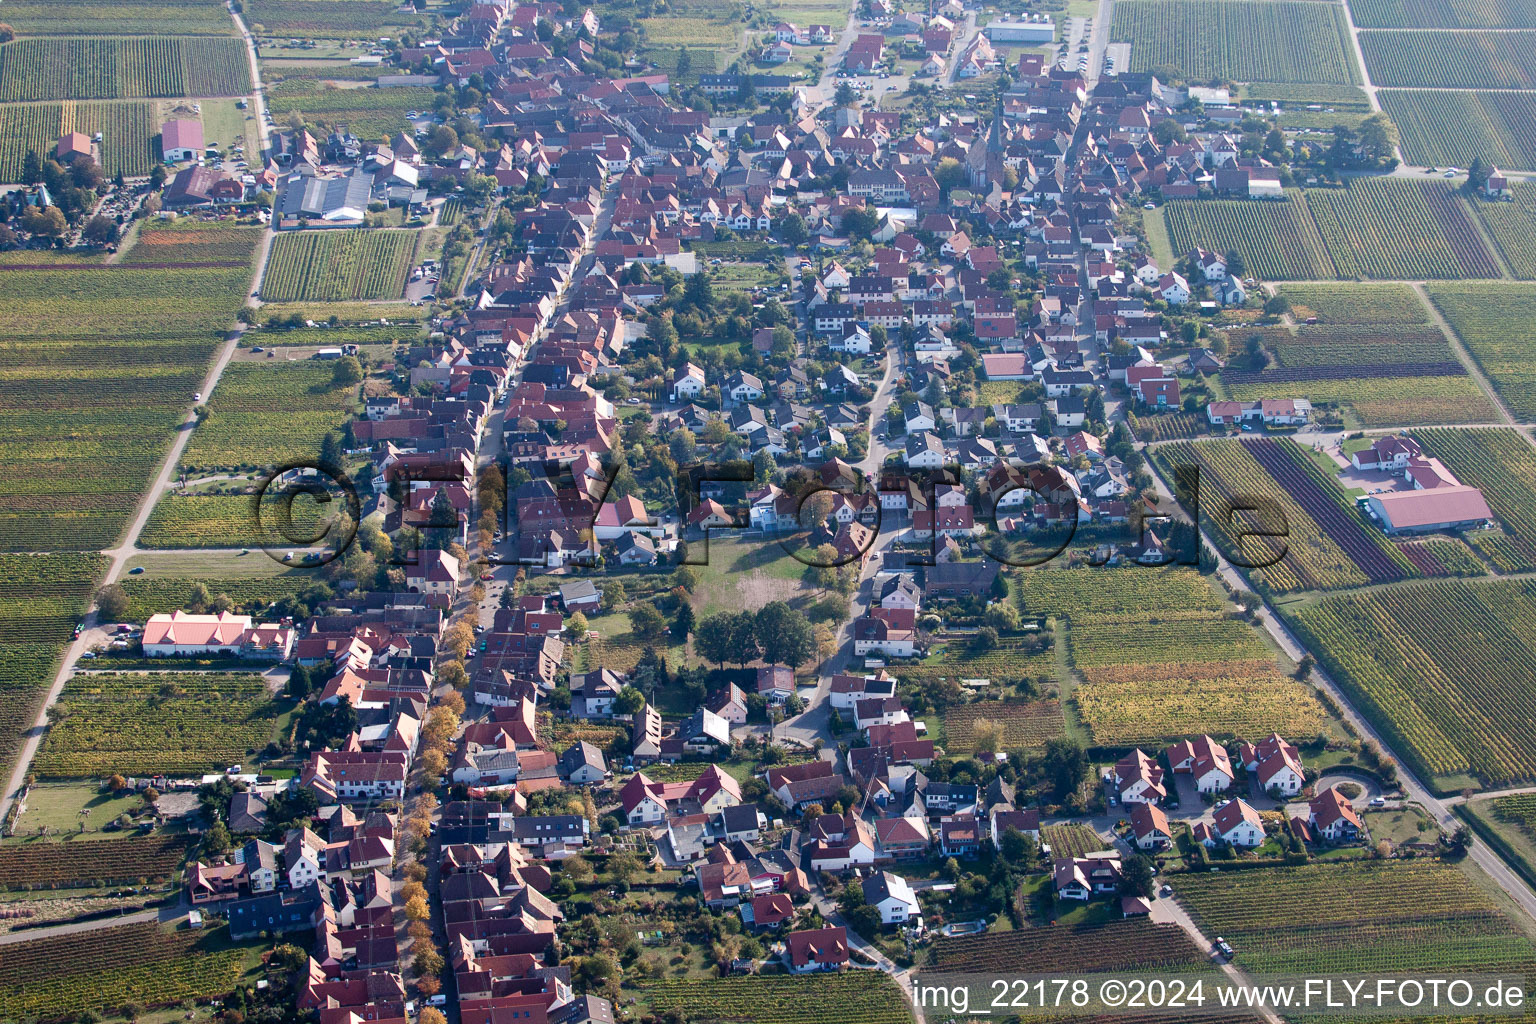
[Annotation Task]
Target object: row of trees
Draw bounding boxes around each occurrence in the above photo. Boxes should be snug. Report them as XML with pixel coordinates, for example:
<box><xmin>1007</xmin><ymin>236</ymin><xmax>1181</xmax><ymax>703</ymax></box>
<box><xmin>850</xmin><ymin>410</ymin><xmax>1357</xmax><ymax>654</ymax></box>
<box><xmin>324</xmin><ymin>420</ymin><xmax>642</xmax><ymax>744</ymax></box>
<box><xmin>693</xmin><ymin>601</ymin><xmax>816</xmax><ymax>670</ymax></box>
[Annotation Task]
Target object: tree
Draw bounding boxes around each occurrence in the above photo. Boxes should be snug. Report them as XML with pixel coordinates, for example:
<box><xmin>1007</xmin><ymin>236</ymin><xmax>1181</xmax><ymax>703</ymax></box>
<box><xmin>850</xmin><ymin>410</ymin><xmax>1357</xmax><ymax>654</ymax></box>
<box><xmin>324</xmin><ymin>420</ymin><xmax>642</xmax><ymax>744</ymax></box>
<box><xmin>601</xmin><ymin>581</ymin><xmax>627</xmax><ymax>611</ymax></box>
<box><xmin>1119</xmin><ymin>853</ymin><xmax>1155</xmax><ymax>899</ymax></box>
<box><xmin>971</xmin><ymin>626</ymin><xmax>999</xmax><ymax>652</ymax></box>
<box><xmin>934</xmin><ymin>157</ymin><xmax>966</xmax><ymax>193</ymax></box>
<box><xmin>983</xmin><ymin>603</ymin><xmax>1020</xmax><ymax>633</ymax></box>
<box><xmin>20</xmin><ymin>149</ymin><xmax>41</xmax><ymax>184</ymax></box>
<box><xmin>1224</xmin><ymin>249</ymin><xmax>1246</xmax><ymax>280</ymax></box>
<box><xmin>776</xmin><ymin>211</ymin><xmax>808</xmax><ymax>245</ymax></box>
<box><xmin>332</xmin><ymin>355</ymin><xmax>364</xmax><ymax>388</ymax></box>
<box><xmin>695</xmin><ymin>614</ymin><xmax>734</xmax><ymax>668</ymax></box>
<box><xmin>419</xmin><ymin>1010</ymin><xmax>448</xmax><ymax>1024</ymax></box>
<box><xmin>615</xmin><ymin>685</ymin><xmax>646</xmax><ymax>716</ymax></box>
<box><xmin>970</xmin><ymin>718</ymin><xmax>1006</xmax><ymax>760</ymax></box>
<box><xmin>1263</xmin><ymin>294</ymin><xmax>1291</xmax><ymax>316</ymax></box>
<box><xmin>405</xmin><ymin>895</ymin><xmax>430</xmax><ymax>920</ymax></box>
<box><xmin>1295</xmin><ymin>653</ymin><xmax>1316</xmax><ymax>679</ymax></box>
<box><xmin>427</xmin><ymin>124</ymin><xmax>459</xmax><ymax>158</ymax></box>
<box><xmin>841</xmin><ymin>207</ymin><xmax>878</xmax><ymax>240</ymax></box>
<box><xmin>726</xmin><ymin>610</ymin><xmax>761</xmax><ymax>666</ymax></box>
<box><xmin>0</xmin><ymin>22</ymin><xmax>15</xmax><ymax>43</ymax></box>
<box><xmin>999</xmin><ymin>825</ymin><xmax>1036</xmax><ymax>864</ymax></box>
<box><xmin>22</xmin><ymin>205</ymin><xmax>66</xmax><ymax>237</ymax></box>
<box><xmin>1153</xmin><ymin>119</ymin><xmax>1187</xmax><ymax>146</ymax></box>
<box><xmin>96</xmin><ymin>583</ymin><xmax>129</xmax><ymax>621</ymax></box>
<box><xmin>674</xmin><ymin>565</ymin><xmax>698</xmax><ymax>593</ymax></box>
<box><xmin>1358</xmin><ymin>113</ymin><xmax>1398</xmax><ymax>163</ymax></box>
<box><xmin>1466</xmin><ymin>156</ymin><xmax>1491</xmax><ymax>194</ymax></box>
<box><xmin>675</xmin><ymin>47</ymin><xmax>692</xmax><ymax>79</ymax></box>
<box><xmin>672</xmin><ymin>601</ymin><xmax>695</xmax><ymax>641</ymax></box>
<box><xmin>755</xmin><ymin>601</ymin><xmax>815</xmax><ymax>669</ymax></box>
<box><xmin>1040</xmin><ymin>736</ymin><xmax>1089</xmax><ymax>800</ymax></box>
<box><xmin>566</xmin><ymin>612</ymin><xmax>589</xmax><ymax>640</ymax></box>
<box><xmin>628</xmin><ymin>603</ymin><xmax>668</xmax><ymax>642</ymax></box>
<box><xmin>82</xmin><ymin>215</ymin><xmax>118</xmax><ymax>244</ymax></box>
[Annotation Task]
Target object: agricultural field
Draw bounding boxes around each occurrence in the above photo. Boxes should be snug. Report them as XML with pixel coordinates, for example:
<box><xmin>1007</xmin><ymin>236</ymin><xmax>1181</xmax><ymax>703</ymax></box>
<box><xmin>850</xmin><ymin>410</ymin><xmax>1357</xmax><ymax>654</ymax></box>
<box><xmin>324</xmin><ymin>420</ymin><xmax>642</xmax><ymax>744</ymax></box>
<box><xmin>1246</xmin><ymin>82</ymin><xmax>1372</xmax><ymax>109</ymax></box>
<box><xmin>1348</xmin><ymin>0</ymin><xmax>1536</xmax><ymax>27</ymax></box>
<box><xmin>1462</xmin><ymin>793</ymin><xmax>1536</xmax><ymax>885</ymax></box>
<box><xmin>244</xmin><ymin>0</ymin><xmax>432</xmax><ymax>39</ymax></box>
<box><xmin>1305</xmin><ymin>178</ymin><xmax>1500</xmax><ymax>279</ymax></box>
<box><xmin>1470</xmin><ymin>182</ymin><xmax>1536</xmax><ymax>279</ymax></box>
<box><xmin>254</xmin><ymin>301</ymin><xmax>423</xmax><ymax>326</ymax></box>
<box><xmin>637</xmin><ymin>973</ymin><xmax>914</xmax><ymax>1024</ymax></box>
<box><xmin>0</xmin><ymin>36</ymin><xmax>251</xmax><ymax>102</ymax></box>
<box><xmin>1359</xmin><ymin>30</ymin><xmax>1536</xmax><ymax>89</ymax></box>
<box><xmin>263</xmin><ymin>229</ymin><xmax>420</xmax><ymax>302</ymax></box>
<box><xmin>1381</xmin><ymin>90</ymin><xmax>1536</xmax><ymax>174</ymax></box>
<box><xmin>894</xmin><ymin>637</ymin><xmax>1057</xmax><ymax>688</ymax></box>
<box><xmin>0</xmin><ymin>835</ymin><xmax>188</xmax><ymax>889</ymax></box>
<box><xmin>1425</xmin><ymin>282</ymin><xmax>1536</xmax><ymax>418</ymax></box>
<box><xmin>1109</xmin><ymin>0</ymin><xmax>1359</xmax><ymax>84</ymax></box>
<box><xmin>265</xmin><ymin>77</ymin><xmax>437</xmax><ymax>137</ymax></box>
<box><xmin>0</xmin><ymin>554</ymin><xmax>107</xmax><ymax>787</ymax></box>
<box><xmin>0</xmin><ymin>0</ymin><xmax>238</xmax><ymax>34</ymax></box>
<box><xmin>1287</xmin><ymin>578</ymin><xmax>1536</xmax><ymax>787</ymax></box>
<box><xmin>0</xmin><ymin>100</ymin><xmax>160</xmax><ymax>182</ymax></box>
<box><xmin>943</xmin><ymin>699</ymin><xmax>1065</xmax><ymax>754</ymax></box>
<box><xmin>1154</xmin><ymin>438</ymin><xmax>1415</xmax><ymax>592</ymax></box>
<box><xmin>1175</xmin><ymin>861</ymin><xmax>1536</xmax><ymax>976</ymax></box>
<box><xmin>1038</xmin><ymin>823</ymin><xmax>1110</xmax><ymax>858</ymax></box>
<box><xmin>1157</xmin><ymin>197</ymin><xmax>1335</xmax><ymax>281</ymax></box>
<box><xmin>1220</xmin><ymin>367</ymin><xmax>1495</xmax><ymax>426</ymax></box>
<box><xmin>1397</xmin><ymin>537</ymin><xmax>1487</xmax><ymax>576</ymax></box>
<box><xmin>1126</xmin><ymin>409</ymin><xmax>1207</xmax><ymax>442</ymax></box>
<box><xmin>1075</xmin><ymin>660</ymin><xmax>1330</xmax><ymax>746</ymax></box>
<box><xmin>180</xmin><ymin>360</ymin><xmax>359</xmax><ymax>472</ymax></box>
<box><xmin>122</xmin><ymin>220</ymin><xmax>265</xmax><ymax>266</ymax></box>
<box><xmin>114</xmin><ymin>569</ymin><xmax>318</xmax><ymax>621</ymax></box>
<box><xmin>931</xmin><ymin>918</ymin><xmax>1215</xmax><ymax>974</ymax></box>
<box><xmin>1275</xmin><ymin>282</ymin><xmax>1432</xmax><ymax>326</ymax></box>
<box><xmin>0</xmin><ymin>253</ymin><xmax>259</xmax><ymax>553</ymax></box>
<box><xmin>1416</xmin><ymin>428</ymin><xmax>1536</xmax><ymax>568</ymax></box>
<box><xmin>34</xmin><ymin>671</ymin><xmax>279</xmax><ymax>777</ymax></box>
<box><xmin>139</xmin><ymin>489</ymin><xmax>344</xmax><ymax>549</ymax></box>
<box><xmin>0</xmin><ymin>921</ymin><xmax>249</xmax><ymax>1022</ymax></box>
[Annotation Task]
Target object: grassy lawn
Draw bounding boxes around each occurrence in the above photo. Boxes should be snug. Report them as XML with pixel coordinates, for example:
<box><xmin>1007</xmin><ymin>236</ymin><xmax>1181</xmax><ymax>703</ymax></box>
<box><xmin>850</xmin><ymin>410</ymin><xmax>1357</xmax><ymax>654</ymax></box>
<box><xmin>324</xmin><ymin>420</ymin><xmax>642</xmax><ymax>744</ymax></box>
<box><xmin>7</xmin><ymin>782</ymin><xmax>150</xmax><ymax>843</ymax></box>
<box><xmin>158</xmin><ymin>96</ymin><xmax>261</xmax><ymax>160</ymax></box>
<box><xmin>689</xmin><ymin>535</ymin><xmax>818</xmax><ymax>619</ymax></box>
<box><xmin>1363</xmin><ymin>805</ymin><xmax>1440</xmax><ymax>845</ymax></box>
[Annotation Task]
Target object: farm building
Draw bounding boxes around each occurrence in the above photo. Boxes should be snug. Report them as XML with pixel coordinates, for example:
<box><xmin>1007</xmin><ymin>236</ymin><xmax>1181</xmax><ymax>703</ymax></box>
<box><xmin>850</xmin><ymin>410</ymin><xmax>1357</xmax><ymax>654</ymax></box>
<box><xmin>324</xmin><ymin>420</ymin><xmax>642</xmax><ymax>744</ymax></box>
<box><xmin>275</xmin><ymin>168</ymin><xmax>372</xmax><ymax>222</ymax></box>
<box><xmin>985</xmin><ymin>18</ymin><xmax>1055</xmax><ymax>42</ymax></box>
<box><xmin>162</xmin><ymin>119</ymin><xmax>204</xmax><ymax>162</ymax></box>
<box><xmin>1365</xmin><ymin>486</ymin><xmax>1493</xmax><ymax>535</ymax></box>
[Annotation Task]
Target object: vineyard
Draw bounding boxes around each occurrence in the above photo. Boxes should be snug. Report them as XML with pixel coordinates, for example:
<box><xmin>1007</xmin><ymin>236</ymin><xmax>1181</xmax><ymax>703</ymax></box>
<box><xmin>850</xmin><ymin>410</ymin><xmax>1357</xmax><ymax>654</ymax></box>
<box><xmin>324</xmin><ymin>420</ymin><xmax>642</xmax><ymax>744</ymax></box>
<box><xmin>0</xmin><ymin>100</ymin><xmax>159</xmax><ymax>182</ymax></box>
<box><xmin>1039</xmin><ymin>823</ymin><xmax>1109</xmax><ymax>858</ymax></box>
<box><xmin>1397</xmin><ymin>537</ymin><xmax>1486</xmax><ymax>576</ymax></box>
<box><xmin>1287</xmin><ymin>578</ymin><xmax>1536</xmax><ymax>786</ymax></box>
<box><xmin>1349</xmin><ymin>0</ymin><xmax>1536</xmax><ymax>27</ymax></box>
<box><xmin>140</xmin><ymin>491</ymin><xmax>343</xmax><ymax>549</ymax></box>
<box><xmin>180</xmin><ymin>360</ymin><xmax>359</xmax><ymax>471</ymax></box>
<box><xmin>0</xmin><ymin>0</ymin><xmax>238</xmax><ymax>33</ymax></box>
<box><xmin>1220</xmin><ymin>369</ymin><xmax>1494</xmax><ymax>426</ymax></box>
<box><xmin>265</xmin><ymin>77</ymin><xmax>437</xmax><ymax>137</ymax></box>
<box><xmin>1109</xmin><ymin>0</ymin><xmax>1359</xmax><ymax>83</ymax></box>
<box><xmin>1157</xmin><ymin>198</ymin><xmax>1335</xmax><ymax>281</ymax></box>
<box><xmin>0</xmin><ymin>835</ymin><xmax>188</xmax><ymax>890</ymax></box>
<box><xmin>637</xmin><ymin>974</ymin><xmax>913</xmax><ymax>1024</ymax></box>
<box><xmin>1075</xmin><ymin>660</ymin><xmax>1330</xmax><ymax>746</ymax></box>
<box><xmin>893</xmin><ymin>637</ymin><xmax>1055</xmax><ymax>687</ymax></box>
<box><xmin>1382</xmin><ymin>90</ymin><xmax>1536</xmax><ymax>174</ymax></box>
<box><xmin>0</xmin><ymin>554</ymin><xmax>106</xmax><ymax>788</ymax></box>
<box><xmin>1470</xmin><ymin>182</ymin><xmax>1536</xmax><ymax>279</ymax></box>
<box><xmin>33</xmin><ymin>672</ymin><xmax>279</xmax><ymax>777</ymax></box>
<box><xmin>1417</xmin><ymin>428</ymin><xmax>1536</xmax><ymax>567</ymax></box>
<box><xmin>1126</xmin><ymin>409</ymin><xmax>1206</xmax><ymax>442</ymax></box>
<box><xmin>1275</xmin><ymin>283</ymin><xmax>1432</xmax><ymax>326</ymax></box>
<box><xmin>1154</xmin><ymin>439</ymin><xmax>1409</xmax><ymax>592</ymax></box>
<box><xmin>0</xmin><ymin>36</ymin><xmax>251</xmax><ymax>102</ymax></box>
<box><xmin>1360</xmin><ymin>30</ymin><xmax>1536</xmax><ymax>89</ymax></box>
<box><xmin>931</xmin><ymin>919</ymin><xmax>1212</xmax><ymax>974</ymax></box>
<box><xmin>115</xmin><ymin>574</ymin><xmax>312</xmax><ymax>620</ymax></box>
<box><xmin>263</xmin><ymin>229</ymin><xmax>420</xmax><ymax>302</ymax></box>
<box><xmin>943</xmin><ymin>699</ymin><xmax>1065</xmax><ymax>753</ymax></box>
<box><xmin>1425</xmin><ymin>282</ymin><xmax>1536</xmax><ymax>418</ymax></box>
<box><xmin>0</xmin><ymin>921</ymin><xmax>248</xmax><ymax>1021</ymax></box>
<box><xmin>244</xmin><ymin>0</ymin><xmax>430</xmax><ymax>38</ymax></box>
<box><xmin>122</xmin><ymin>221</ymin><xmax>266</xmax><ymax>266</ymax></box>
<box><xmin>1305</xmin><ymin>178</ymin><xmax>1499</xmax><ymax>279</ymax></box>
<box><xmin>1174</xmin><ymin>861</ymin><xmax>1536</xmax><ymax>977</ymax></box>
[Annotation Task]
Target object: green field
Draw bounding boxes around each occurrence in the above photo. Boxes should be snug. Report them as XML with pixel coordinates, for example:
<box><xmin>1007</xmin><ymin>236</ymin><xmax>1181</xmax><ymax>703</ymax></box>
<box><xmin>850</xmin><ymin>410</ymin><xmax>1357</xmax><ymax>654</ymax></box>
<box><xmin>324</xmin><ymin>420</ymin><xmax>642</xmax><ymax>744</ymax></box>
<box><xmin>1425</xmin><ymin>282</ymin><xmax>1536</xmax><ymax>418</ymax></box>
<box><xmin>0</xmin><ymin>834</ymin><xmax>188</xmax><ymax>888</ymax></box>
<box><xmin>1349</xmin><ymin>0</ymin><xmax>1536</xmax><ymax>27</ymax></box>
<box><xmin>244</xmin><ymin>0</ymin><xmax>431</xmax><ymax>39</ymax></box>
<box><xmin>638</xmin><ymin>974</ymin><xmax>913</xmax><ymax>1024</ymax></box>
<box><xmin>0</xmin><ymin>100</ymin><xmax>160</xmax><ymax>182</ymax></box>
<box><xmin>123</xmin><ymin>219</ymin><xmax>267</xmax><ymax>264</ymax></box>
<box><xmin>1288</xmin><ymin>578</ymin><xmax>1536</xmax><ymax>787</ymax></box>
<box><xmin>1382</xmin><ymin>90</ymin><xmax>1536</xmax><ymax>173</ymax></box>
<box><xmin>266</xmin><ymin>77</ymin><xmax>437</xmax><ymax>138</ymax></box>
<box><xmin>1158</xmin><ymin>197</ymin><xmax>1335</xmax><ymax>281</ymax></box>
<box><xmin>1471</xmin><ymin>182</ymin><xmax>1536</xmax><ymax>280</ymax></box>
<box><xmin>0</xmin><ymin>922</ymin><xmax>250</xmax><ymax>1022</ymax></box>
<box><xmin>0</xmin><ymin>0</ymin><xmax>236</xmax><ymax>33</ymax></box>
<box><xmin>0</xmin><ymin>244</ymin><xmax>259</xmax><ymax>552</ymax></box>
<box><xmin>34</xmin><ymin>671</ymin><xmax>280</xmax><ymax>777</ymax></box>
<box><xmin>1176</xmin><ymin>861</ymin><xmax>1536</xmax><ymax>975</ymax></box>
<box><xmin>1276</xmin><ymin>282</ymin><xmax>1433</xmax><ymax>325</ymax></box>
<box><xmin>1305</xmin><ymin>178</ymin><xmax>1500</xmax><ymax>279</ymax></box>
<box><xmin>1110</xmin><ymin>0</ymin><xmax>1360</xmax><ymax>84</ymax></box>
<box><xmin>263</xmin><ymin>229</ymin><xmax>420</xmax><ymax>301</ymax></box>
<box><xmin>0</xmin><ymin>36</ymin><xmax>251</xmax><ymax>102</ymax></box>
<box><xmin>139</xmin><ymin>489</ymin><xmax>344</xmax><ymax>550</ymax></box>
<box><xmin>1360</xmin><ymin>30</ymin><xmax>1536</xmax><ymax>89</ymax></box>
<box><xmin>180</xmin><ymin>359</ymin><xmax>358</xmax><ymax>471</ymax></box>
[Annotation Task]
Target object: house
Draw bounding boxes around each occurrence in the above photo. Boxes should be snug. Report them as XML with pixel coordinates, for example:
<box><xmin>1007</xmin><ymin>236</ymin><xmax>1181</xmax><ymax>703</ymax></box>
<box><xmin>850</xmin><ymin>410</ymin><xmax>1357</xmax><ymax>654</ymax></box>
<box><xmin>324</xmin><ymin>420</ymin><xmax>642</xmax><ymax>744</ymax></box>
<box><xmin>1166</xmin><ymin>736</ymin><xmax>1234</xmax><ymax>794</ymax></box>
<box><xmin>1351</xmin><ymin>435</ymin><xmax>1422</xmax><ymax>472</ymax></box>
<box><xmin>558</xmin><ymin>741</ymin><xmax>608</xmax><ymax>784</ymax></box>
<box><xmin>745</xmin><ymin>892</ymin><xmax>796</xmax><ymax>931</ymax></box>
<box><xmin>671</xmin><ymin>362</ymin><xmax>707</xmax><ymax>401</ymax></box>
<box><xmin>161</xmin><ymin>119</ymin><xmax>205</xmax><ymax>162</ymax></box>
<box><xmin>938</xmin><ymin>814</ymin><xmax>981</xmax><ymax>857</ymax></box>
<box><xmin>905</xmin><ymin>431</ymin><xmax>946</xmax><ymax>469</ymax></box>
<box><xmin>903</xmin><ymin>400</ymin><xmax>936</xmax><ymax>434</ymax></box>
<box><xmin>1053</xmin><ymin>856</ymin><xmax>1122</xmax><ymax>900</ymax></box>
<box><xmin>572</xmin><ymin>669</ymin><xmax>624</xmax><ymax>719</ymax></box>
<box><xmin>614</xmin><ymin>532</ymin><xmax>658</xmax><ymax>565</ymax></box>
<box><xmin>875</xmin><ymin>815</ymin><xmax>931</xmax><ymax>860</ymax></box>
<box><xmin>1254</xmin><ymin>747</ymin><xmax>1306</xmax><ymax>797</ymax></box>
<box><xmin>863</xmin><ymin>870</ymin><xmax>921</xmax><ymax>925</ymax></box>
<box><xmin>718</xmin><ymin>803</ymin><xmax>765</xmax><ymax>843</ymax></box>
<box><xmin>405</xmin><ymin>549</ymin><xmax>460</xmax><ymax>596</ymax></box>
<box><xmin>142</xmin><ymin>611</ymin><xmax>254</xmax><ymax>657</ymax></box>
<box><xmin>560</xmin><ymin>579</ymin><xmax>602</xmax><ymax>612</ymax></box>
<box><xmin>852</xmin><ymin>614</ymin><xmax>917</xmax><ymax>659</ymax></box>
<box><xmin>757</xmin><ymin>664</ymin><xmax>796</xmax><ymax>704</ymax></box>
<box><xmin>1129</xmin><ymin>803</ymin><xmax>1171</xmax><ymax>850</ymax></box>
<box><xmin>681</xmin><ymin>708</ymin><xmax>732</xmax><ymax>752</ymax></box>
<box><xmin>1212</xmin><ymin>798</ymin><xmax>1265</xmax><ymax>847</ymax></box>
<box><xmin>923</xmin><ymin>561</ymin><xmax>999</xmax><ymax>601</ymax></box>
<box><xmin>1309</xmin><ymin>787</ymin><xmax>1362</xmax><ymax>842</ymax></box>
<box><xmin>1113</xmin><ymin>749</ymin><xmax>1165</xmax><ymax>804</ymax></box>
<box><xmin>786</xmin><ymin>926</ymin><xmax>848</xmax><ymax>972</ymax></box>
<box><xmin>880</xmin><ymin>574</ymin><xmax>921</xmax><ymax>611</ymax></box>
<box><xmin>725</xmin><ymin>370</ymin><xmax>765</xmax><ymax>402</ymax></box>
<box><xmin>706</xmin><ymin>682</ymin><xmax>750</xmax><ymax>724</ymax></box>
<box><xmin>1137</xmin><ymin>377</ymin><xmax>1180</xmax><ymax>409</ymax></box>
<box><xmin>767</xmin><ymin>760</ymin><xmax>843</xmax><ymax>809</ymax></box>
<box><xmin>1157</xmin><ymin>272</ymin><xmax>1190</xmax><ymax>305</ymax></box>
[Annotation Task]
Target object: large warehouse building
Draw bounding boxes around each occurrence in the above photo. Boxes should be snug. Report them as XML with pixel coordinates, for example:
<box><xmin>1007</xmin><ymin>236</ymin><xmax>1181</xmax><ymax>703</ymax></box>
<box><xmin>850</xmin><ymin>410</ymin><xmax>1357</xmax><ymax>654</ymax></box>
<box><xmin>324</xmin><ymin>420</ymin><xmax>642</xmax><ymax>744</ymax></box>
<box><xmin>1366</xmin><ymin>486</ymin><xmax>1494</xmax><ymax>535</ymax></box>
